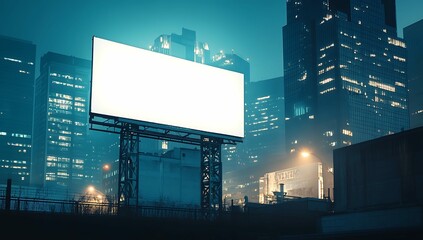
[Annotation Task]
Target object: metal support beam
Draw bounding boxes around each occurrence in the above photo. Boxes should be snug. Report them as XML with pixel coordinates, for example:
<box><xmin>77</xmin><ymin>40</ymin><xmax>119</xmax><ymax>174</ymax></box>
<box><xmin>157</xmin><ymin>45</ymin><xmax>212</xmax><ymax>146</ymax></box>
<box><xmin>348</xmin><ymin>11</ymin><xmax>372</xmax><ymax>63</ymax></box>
<box><xmin>200</xmin><ymin>136</ymin><xmax>222</xmax><ymax>217</ymax></box>
<box><xmin>118</xmin><ymin>123</ymin><xmax>139</xmax><ymax>214</ymax></box>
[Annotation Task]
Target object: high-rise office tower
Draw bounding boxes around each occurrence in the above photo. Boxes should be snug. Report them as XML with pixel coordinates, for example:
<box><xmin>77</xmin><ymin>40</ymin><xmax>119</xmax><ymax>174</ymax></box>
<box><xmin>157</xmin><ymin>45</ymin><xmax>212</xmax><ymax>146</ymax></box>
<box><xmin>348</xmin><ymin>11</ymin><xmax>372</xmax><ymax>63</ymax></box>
<box><xmin>244</xmin><ymin>77</ymin><xmax>285</xmax><ymax>165</ymax></box>
<box><xmin>31</xmin><ymin>52</ymin><xmax>92</xmax><ymax>192</ymax></box>
<box><xmin>404</xmin><ymin>19</ymin><xmax>423</xmax><ymax>128</ymax></box>
<box><xmin>223</xmin><ymin>76</ymin><xmax>285</xmax><ymax>203</ymax></box>
<box><xmin>283</xmin><ymin>0</ymin><xmax>408</xmax><ymax>166</ymax></box>
<box><xmin>152</xmin><ymin>28</ymin><xmax>210</xmax><ymax>64</ymax></box>
<box><xmin>0</xmin><ymin>35</ymin><xmax>36</xmax><ymax>186</ymax></box>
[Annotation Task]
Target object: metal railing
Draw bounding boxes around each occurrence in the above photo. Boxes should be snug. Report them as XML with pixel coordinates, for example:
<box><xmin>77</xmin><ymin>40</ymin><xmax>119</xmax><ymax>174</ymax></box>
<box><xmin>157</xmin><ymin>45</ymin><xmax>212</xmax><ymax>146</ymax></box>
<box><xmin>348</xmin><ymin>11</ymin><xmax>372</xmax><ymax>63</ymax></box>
<box><xmin>0</xmin><ymin>195</ymin><xmax>218</xmax><ymax>220</ymax></box>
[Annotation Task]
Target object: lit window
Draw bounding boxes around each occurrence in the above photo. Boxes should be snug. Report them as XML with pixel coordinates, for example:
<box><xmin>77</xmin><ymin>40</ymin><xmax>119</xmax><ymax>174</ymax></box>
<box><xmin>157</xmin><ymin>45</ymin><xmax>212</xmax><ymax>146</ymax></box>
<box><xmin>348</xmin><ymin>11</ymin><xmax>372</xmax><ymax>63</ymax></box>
<box><xmin>393</xmin><ymin>55</ymin><xmax>406</xmax><ymax>62</ymax></box>
<box><xmin>161</xmin><ymin>141</ymin><xmax>168</xmax><ymax>150</ymax></box>
<box><xmin>342</xmin><ymin>129</ymin><xmax>353</xmax><ymax>136</ymax></box>
<box><xmin>4</xmin><ymin>57</ymin><xmax>22</xmax><ymax>63</ymax></box>
<box><xmin>388</xmin><ymin>38</ymin><xmax>406</xmax><ymax>48</ymax></box>
<box><xmin>320</xmin><ymin>87</ymin><xmax>336</xmax><ymax>95</ymax></box>
<box><xmin>319</xmin><ymin>78</ymin><xmax>334</xmax><ymax>85</ymax></box>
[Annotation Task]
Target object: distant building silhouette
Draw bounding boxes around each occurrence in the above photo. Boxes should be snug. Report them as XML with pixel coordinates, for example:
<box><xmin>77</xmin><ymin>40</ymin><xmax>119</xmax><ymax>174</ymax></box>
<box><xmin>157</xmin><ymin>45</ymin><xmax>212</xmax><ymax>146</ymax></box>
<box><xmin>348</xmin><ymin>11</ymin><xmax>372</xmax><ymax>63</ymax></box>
<box><xmin>404</xmin><ymin>19</ymin><xmax>423</xmax><ymax>128</ymax></box>
<box><xmin>86</xmin><ymin>130</ymin><xmax>119</xmax><ymax>189</ymax></box>
<box><xmin>211</xmin><ymin>51</ymin><xmax>251</xmax><ymax>84</ymax></box>
<box><xmin>31</xmin><ymin>52</ymin><xmax>92</xmax><ymax>192</ymax></box>
<box><xmin>0</xmin><ymin>35</ymin><xmax>36</xmax><ymax>186</ymax></box>
<box><xmin>152</xmin><ymin>27</ymin><xmax>210</xmax><ymax>64</ymax></box>
<box><xmin>283</xmin><ymin>0</ymin><xmax>408</xmax><ymax>176</ymax></box>
<box><xmin>222</xmin><ymin>77</ymin><xmax>285</xmax><ymax>203</ymax></box>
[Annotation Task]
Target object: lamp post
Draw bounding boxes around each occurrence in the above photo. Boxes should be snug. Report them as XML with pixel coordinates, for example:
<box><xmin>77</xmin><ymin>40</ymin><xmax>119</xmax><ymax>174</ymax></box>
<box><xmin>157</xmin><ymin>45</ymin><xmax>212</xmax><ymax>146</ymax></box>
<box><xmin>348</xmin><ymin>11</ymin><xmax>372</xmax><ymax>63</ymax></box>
<box><xmin>299</xmin><ymin>150</ymin><xmax>329</xmax><ymax>200</ymax></box>
<box><xmin>299</xmin><ymin>150</ymin><xmax>323</xmax><ymax>166</ymax></box>
<box><xmin>300</xmin><ymin>150</ymin><xmax>333</xmax><ymax>175</ymax></box>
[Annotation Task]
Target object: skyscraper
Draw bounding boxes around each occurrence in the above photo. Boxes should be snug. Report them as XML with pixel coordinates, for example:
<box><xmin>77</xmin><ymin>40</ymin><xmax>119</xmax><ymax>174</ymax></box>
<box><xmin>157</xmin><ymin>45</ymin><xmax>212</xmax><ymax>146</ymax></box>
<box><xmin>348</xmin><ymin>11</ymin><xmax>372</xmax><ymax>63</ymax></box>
<box><xmin>0</xmin><ymin>35</ymin><xmax>35</xmax><ymax>186</ymax></box>
<box><xmin>152</xmin><ymin>27</ymin><xmax>210</xmax><ymax>64</ymax></box>
<box><xmin>404</xmin><ymin>19</ymin><xmax>423</xmax><ymax>128</ymax></box>
<box><xmin>283</xmin><ymin>0</ymin><xmax>408</xmax><ymax>166</ymax></box>
<box><xmin>223</xmin><ymin>76</ymin><xmax>285</xmax><ymax>203</ymax></box>
<box><xmin>244</xmin><ymin>77</ymin><xmax>285</xmax><ymax>165</ymax></box>
<box><xmin>31</xmin><ymin>52</ymin><xmax>92</xmax><ymax>192</ymax></box>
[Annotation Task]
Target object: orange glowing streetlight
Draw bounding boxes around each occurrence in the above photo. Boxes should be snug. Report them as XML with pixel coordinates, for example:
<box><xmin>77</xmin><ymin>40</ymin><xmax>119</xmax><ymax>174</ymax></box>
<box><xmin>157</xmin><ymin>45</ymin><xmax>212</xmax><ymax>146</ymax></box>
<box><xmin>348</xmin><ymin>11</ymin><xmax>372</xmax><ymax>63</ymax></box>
<box><xmin>300</xmin><ymin>151</ymin><xmax>311</xmax><ymax>158</ymax></box>
<box><xmin>300</xmin><ymin>149</ymin><xmax>333</xmax><ymax>175</ymax></box>
<box><xmin>103</xmin><ymin>164</ymin><xmax>110</xmax><ymax>171</ymax></box>
<box><xmin>299</xmin><ymin>149</ymin><xmax>322</xmax><ymax>163</ymax></box>
<box><xmin>87</xmin><ymin>185</ymin><xmax>95</xmax><ymax>193</ymax></box>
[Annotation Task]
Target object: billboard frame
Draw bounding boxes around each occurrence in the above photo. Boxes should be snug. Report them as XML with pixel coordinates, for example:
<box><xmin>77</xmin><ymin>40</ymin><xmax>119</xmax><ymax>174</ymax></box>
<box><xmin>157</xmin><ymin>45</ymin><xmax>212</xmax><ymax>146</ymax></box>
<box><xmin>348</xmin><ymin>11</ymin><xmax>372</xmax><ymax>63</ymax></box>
<box><xmin>89</xmin><ymin>36</ymin><xmax>244</xmax><ymax>216</ymax></box>
<box><xmin>89</xmin><ymin>36</ymin><xmax>244</xmax><ymax>143</ymax></box>
<box><xmin>89</xmin><ymin>114</ymin><xmax>241</xmax><ymax>146</ymax></box>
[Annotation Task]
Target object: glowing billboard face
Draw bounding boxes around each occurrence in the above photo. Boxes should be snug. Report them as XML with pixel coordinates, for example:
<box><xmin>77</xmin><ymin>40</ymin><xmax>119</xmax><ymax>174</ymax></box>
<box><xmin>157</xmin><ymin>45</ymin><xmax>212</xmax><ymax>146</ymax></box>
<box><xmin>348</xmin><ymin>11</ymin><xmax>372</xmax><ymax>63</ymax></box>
<box><xmin>91</xmin><ymin>37</ymin><xmax>244</xmax><ymax>138</ymax></box>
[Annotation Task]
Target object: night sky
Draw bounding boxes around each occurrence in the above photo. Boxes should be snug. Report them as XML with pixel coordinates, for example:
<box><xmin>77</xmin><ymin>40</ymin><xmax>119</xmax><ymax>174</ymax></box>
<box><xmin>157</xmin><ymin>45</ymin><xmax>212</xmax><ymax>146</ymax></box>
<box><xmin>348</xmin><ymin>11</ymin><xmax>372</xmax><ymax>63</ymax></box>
<box><xmin>0</xmin><ymin>0</ymin><xmax>422</xmax><ymax>82</ymax></box>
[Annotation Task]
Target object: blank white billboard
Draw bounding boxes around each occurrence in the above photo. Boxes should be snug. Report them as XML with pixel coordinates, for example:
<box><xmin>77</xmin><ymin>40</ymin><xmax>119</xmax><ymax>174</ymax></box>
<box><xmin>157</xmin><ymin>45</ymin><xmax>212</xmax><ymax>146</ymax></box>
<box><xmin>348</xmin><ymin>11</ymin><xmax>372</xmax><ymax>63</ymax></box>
<box><xmin>91</xmin><ymin>37</ymin><xmax>244</xmax><ymax>138</ymax></box>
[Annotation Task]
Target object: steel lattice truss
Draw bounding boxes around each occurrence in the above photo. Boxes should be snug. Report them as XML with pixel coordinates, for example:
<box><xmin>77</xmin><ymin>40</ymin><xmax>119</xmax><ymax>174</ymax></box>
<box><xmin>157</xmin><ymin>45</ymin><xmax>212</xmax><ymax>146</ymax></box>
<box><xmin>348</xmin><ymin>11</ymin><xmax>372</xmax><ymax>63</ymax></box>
<box><xmin>200</xmin><ymin>137</ymin><xmax>223</xmax><ymax>216</ymax></box>
<box><xmin>118</xmin><ymin>123</ymin><xmax>140</xmax><ymax>212</ymax></box>
<box><xmin>90</xmin><ymin>115</ymin><xmax>241</xmax><ymax>216</ymax></box>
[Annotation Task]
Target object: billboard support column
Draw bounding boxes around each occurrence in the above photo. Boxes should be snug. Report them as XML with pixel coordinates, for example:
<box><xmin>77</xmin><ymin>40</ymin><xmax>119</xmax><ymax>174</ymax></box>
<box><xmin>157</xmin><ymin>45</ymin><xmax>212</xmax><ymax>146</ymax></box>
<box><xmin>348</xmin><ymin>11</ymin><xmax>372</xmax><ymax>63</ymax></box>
<box><xmin>200</xmin><ymin>136</ymin><xmax>223</xmax><ymax>218</ymax></box>
<box><xmin>118</xmin><ymin>123</ymin><xmax>140</xmax><ymax>215</ymax></box>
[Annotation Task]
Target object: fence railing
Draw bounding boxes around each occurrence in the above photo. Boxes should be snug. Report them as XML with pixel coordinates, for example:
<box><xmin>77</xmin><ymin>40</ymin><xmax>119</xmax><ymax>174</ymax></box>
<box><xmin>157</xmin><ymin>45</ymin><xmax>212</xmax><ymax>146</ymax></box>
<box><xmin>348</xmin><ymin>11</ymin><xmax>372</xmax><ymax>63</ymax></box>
<box><xmin>0</xmin><ymin>196</ymin><xmax>219</xmax><ymax>220</ymax></box>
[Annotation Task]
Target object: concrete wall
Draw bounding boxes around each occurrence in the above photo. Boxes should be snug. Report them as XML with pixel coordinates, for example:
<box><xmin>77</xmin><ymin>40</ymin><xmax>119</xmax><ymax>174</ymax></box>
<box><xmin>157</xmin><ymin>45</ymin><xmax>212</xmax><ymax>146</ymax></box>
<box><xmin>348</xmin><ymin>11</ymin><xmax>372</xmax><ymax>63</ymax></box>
<box><xmin>139</xmin><ymin>148</ymin><xmax>200</xmax><ymax>207</ymax></box>
<box><xmin>334</xmin><ymin>126</ymin><xmax>423</xmax><ymax>212</ymax></box>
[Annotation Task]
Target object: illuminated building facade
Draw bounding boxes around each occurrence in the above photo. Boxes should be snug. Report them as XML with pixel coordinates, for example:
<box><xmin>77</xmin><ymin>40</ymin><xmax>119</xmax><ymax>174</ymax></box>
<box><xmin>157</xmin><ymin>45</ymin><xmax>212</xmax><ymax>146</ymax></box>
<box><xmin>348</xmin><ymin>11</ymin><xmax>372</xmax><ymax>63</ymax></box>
<box><xmin>259</xmin><ymin>161</ymin><xmax>324</xmax><ymax>204</ymax></box>
<box><xmin>404</xmin><ymin>19</ymin><xmax>423</xmax><ymax>128</ymax></box>
<box><xmin>284</xmin><ymin>0</ymin><xmax>408</xmax><ymax>164</ymax></box>
<box><xmin>0</xmin><ymin>35</ymin><xmax>35</xmax><ymax>186</ymax></box>
<box><xmin>31</xmin><ymin>52</ymin><xmax>92</xmax><ymax>192</ymax></box>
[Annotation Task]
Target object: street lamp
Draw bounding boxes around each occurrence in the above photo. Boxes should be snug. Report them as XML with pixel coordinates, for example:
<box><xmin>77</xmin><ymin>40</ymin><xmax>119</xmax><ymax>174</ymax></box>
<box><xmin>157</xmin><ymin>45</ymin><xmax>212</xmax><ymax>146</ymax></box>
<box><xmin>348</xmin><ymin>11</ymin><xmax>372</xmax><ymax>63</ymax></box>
<box><xmin>87</xmin><ymin>185</ymin><xmax>95</xmax><ymax>193</ymax></box>
<box><xmin>300</xmin><ymin>151</ymin><xmax>311</xmax><ymax>158</ymax></box>
<box><xmin>299</xmin><ymin>149</ymin><xmax>326</xmax><ymax>199</ymax></box>
<box><xmin>300</xmin><ymin>149</ymin><xmax>333</xmax><ymax>174</ymax></box>
<box><xmin>299</xmin><ymin>149</ymin><xmax>323</xmax><ymax>164</ymax></box>
<box><xmin>103</xmin><ymin>164</ymin><xmax>110</xmax><ymax>171</ymax></box>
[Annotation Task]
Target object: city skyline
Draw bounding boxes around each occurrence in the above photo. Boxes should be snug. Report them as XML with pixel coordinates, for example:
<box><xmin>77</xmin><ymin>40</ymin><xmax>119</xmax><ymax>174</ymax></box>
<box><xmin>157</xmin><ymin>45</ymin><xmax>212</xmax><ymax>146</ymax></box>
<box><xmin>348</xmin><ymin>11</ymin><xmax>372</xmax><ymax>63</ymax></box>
<box><xmin>0</xmin><ymin>0</ymin><xmax>422</xmax><ymax>82</ymax></box>
<box><xmin>1</xmin><ymin>1</ymin><xmax>423</xmax><ymax>238</ymax></box>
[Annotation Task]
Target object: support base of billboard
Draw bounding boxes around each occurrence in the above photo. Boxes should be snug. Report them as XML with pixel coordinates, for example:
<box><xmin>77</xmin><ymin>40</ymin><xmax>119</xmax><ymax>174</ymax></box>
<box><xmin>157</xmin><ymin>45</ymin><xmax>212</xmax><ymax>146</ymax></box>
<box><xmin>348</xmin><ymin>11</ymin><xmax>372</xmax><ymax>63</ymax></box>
<box><xmin>201</xmin><ymin>137</ymin><xmax>223</xmax><ymax>218</ymax></box>
<box><xmin>90</xmin><ymin>115</ymin><xmax>241</xmax><ymax>217</ymax></box>
<box><xmin>118</xmin><ymin>123</ymin><xmax>140</xmax><ymax>215</ymax></box>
